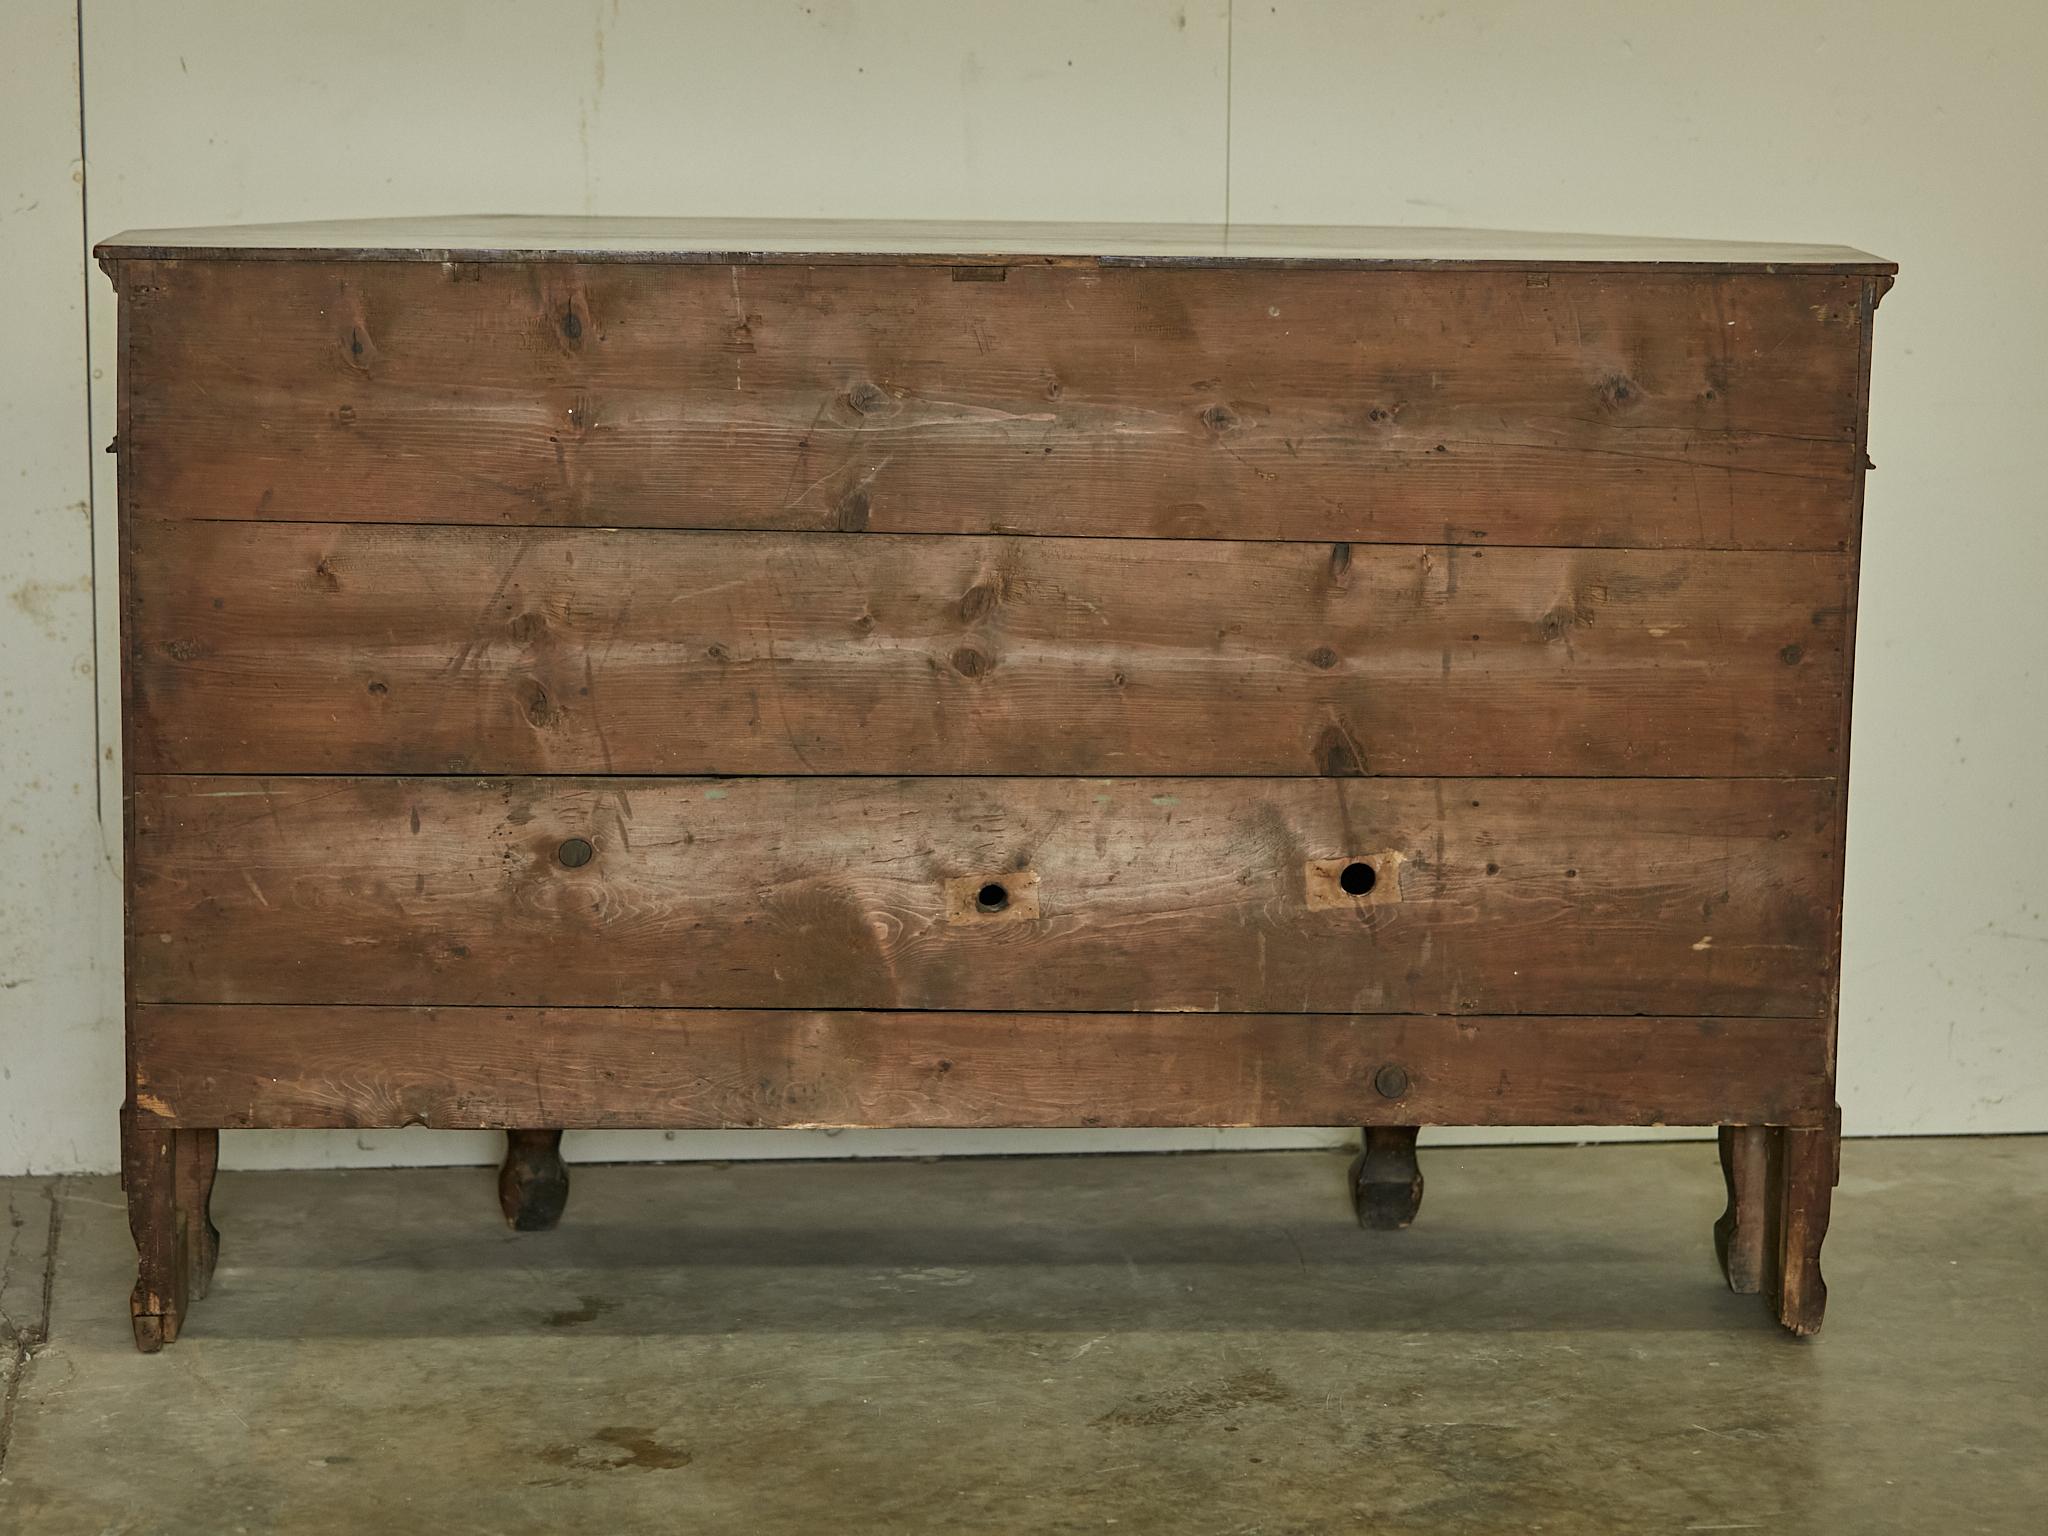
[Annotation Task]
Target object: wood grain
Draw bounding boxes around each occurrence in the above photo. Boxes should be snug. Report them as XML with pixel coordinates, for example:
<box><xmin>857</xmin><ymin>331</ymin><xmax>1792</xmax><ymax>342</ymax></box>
<box><xmin>128</xmin><ymin>1006</ymin><xmax>1833</xmax><ymax>1131</ymax></box>
<box><xmin>129</xmin><ymin>521</ymin><xmax>1851</xmax><ymax>777</ymax></box>
<box><xmin>119</xmin><ymin>260</ymin><xmax>1864</xmax><ymax>549</ymax></box>
<box><xmin>130</xmin><ymin>774</ymin><xmax>1838</xmax><ymax>1016</ymax></box>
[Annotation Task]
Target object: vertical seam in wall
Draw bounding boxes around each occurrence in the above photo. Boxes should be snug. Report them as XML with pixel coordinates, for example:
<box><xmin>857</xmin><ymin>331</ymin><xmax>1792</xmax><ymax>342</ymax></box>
<box><xmin>1223</xmin><ymin>0</ymin><xmax>1234</xmax><ymax>226</ymax></box>
<box><xmin>75</xmin><ymin>0</ymin><xmax>102</xmax><ymax>828</ymax></box>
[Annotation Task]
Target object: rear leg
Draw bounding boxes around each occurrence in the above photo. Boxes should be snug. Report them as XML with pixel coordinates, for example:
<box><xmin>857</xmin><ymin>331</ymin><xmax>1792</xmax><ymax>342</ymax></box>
<box><xmin>176</xmin><ymin>1129</ymin><xmax>221</xmax><ymax>1300</ymax></box>
<box><xmin>1349</xmin><ymin>1126</ymin><xmax>1424</xmax><ymax>1230</ymax></box>
<box><xmin>499</xmin><ymin>1129</ymin><xmax>570</xmax><ymax>1232</ymax></box>
<box><xmin>1714</xmin><ymin>1125</ymin><xmax>1769</xmax><ymax>1294</ymax></box>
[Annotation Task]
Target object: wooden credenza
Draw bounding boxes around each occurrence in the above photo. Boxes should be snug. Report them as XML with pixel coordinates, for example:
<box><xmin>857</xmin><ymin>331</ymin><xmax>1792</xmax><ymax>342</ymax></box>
<box><xmin>98</xmin><ymin>218</ymin><xmax>1893</xmax><ymax>1348</ymax></box>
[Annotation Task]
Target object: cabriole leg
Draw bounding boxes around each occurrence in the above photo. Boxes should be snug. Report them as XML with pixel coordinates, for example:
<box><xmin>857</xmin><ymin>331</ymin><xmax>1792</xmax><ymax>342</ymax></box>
<box><xmin>1349</xmin><ymin>1125</ymin><xmax>1424</xmax><ymax>1230</ymax></box>
<box><xmin>499</xmin><ymin>1129</ymin><xmax>570</xmax><ymax>1231</ymax></box>
<box><xmin>1772</xmin><ymin>1110</ymin><xmax>1840</xmax><ymax>1337</ymax></box>
<box><xmin>122</xmin><ymin>1109</ymin><xmax>187</xmax><ymax>1352</ymax></box>
<box><xmin>175</xmin><ymin>1128</ymin><xmax>222</xmax><ymax>1301</ymax></box>
<box><xmin>1714</xmin><ymin>1124</ymin><xmax>1770</xmax><ymax>1294</ymax></box>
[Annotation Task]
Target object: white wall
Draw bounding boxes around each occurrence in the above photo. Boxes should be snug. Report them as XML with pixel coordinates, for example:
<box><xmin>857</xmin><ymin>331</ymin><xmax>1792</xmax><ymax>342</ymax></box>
<box><xmin>3</xmin><ymin>1</ymin><xmax>2042</xmax><ymax>1174</ymax></box>
<box><xmin>1</xmin><ymin>2</ymin><xmax>123</xmax><ymax>1175</ymax></box>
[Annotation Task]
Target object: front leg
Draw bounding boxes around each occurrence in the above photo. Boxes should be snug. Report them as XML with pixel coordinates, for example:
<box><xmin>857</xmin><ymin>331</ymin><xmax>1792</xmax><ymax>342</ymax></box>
<box><xmin>1772</xmin><ymin>1110</ymin><xmax>1840</xmax><ymax>1337</ymax></box>
<box><xmin>498</xmin><ymin>1129</ymin><xmax>570</xmax><ymax>1231</ymax></box>
<box><xmin>122</xmin><ymin>1118</ymin><xmax>224</xmax><ymax>1350</ymax></box>
<box><xmin>122</xmin><ymin>1109</ymin><xmax>187</xmax><ymax>1351</ymax></box>
<box><xmin>1349</xmin><ymin>1125</ymin><xmax>1424</xmax><ymax>1230</ymax></box>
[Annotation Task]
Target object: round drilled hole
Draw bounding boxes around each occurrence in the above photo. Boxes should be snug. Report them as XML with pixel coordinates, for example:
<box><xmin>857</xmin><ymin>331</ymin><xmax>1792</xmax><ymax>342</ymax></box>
<box><xmin>975</xmin><ymin>882</ymin><xmax>1010</xmax><ymax>913</ymax></box>
<box><xmin>1339</xmin><ymin>860</ymin><xmax>1377</xmax><ymax>896</ymax></box>
<box><xmin>557</xmin><ymin>837</ymin><xmax>594</xmax><ymax>869</ymax></box>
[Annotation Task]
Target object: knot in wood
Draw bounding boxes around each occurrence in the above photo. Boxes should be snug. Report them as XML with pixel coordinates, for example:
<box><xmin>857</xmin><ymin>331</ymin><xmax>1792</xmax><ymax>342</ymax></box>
<box><xmin>846</xmin><ymin>381</ymin><xmax>891</xmax><ymax>416</ymax></box>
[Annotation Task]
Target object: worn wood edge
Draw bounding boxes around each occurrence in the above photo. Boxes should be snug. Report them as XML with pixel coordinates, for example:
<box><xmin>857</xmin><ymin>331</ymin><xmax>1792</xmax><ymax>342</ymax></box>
<box><xmin>129</xmin><ymin>1007</ymin><xmax>1836</xmax><ymax>1131</ymax></box>
<box><xmin>1818</xmin><ymin>281</ymin><xmax>1886</xmax><ymax>1086</ymax></box>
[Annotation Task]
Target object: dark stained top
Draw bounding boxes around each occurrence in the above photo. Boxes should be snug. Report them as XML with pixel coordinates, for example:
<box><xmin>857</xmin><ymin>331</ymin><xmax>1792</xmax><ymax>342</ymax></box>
<box><xmin>94</xmin><ymin>215</ymin><xmax>1895</xmax><ymax>273</ymax></box>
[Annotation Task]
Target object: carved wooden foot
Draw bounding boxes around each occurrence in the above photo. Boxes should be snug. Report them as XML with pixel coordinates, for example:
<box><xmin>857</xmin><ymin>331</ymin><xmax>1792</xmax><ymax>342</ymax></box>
<box><xmin>1714</xmin><ymin>1125</ymin><xmax>1770</xmax><ymax>1294</ymax></box>
<box><xmin>1349</xmin><ymin>1125</ymin><xmax>1424</xmax><ymax>1230</ymax></box>
<box><xmin>124</xmin><ymin>1116</ymin><xmax>183</xmax><ymax>1352</ymax></box>
<box><xmin>123</xmin><ymin>1115</ymin><xmax>222</xmax><ymax>1350</ymax></box>
<box><xmin>499</xmin><ymin>1129</ymin><xmax>570</xmax><ymax>1231</ymax></box>
<box><xmin>1770</xmin><ymin>1111</ymin><xmax>1840</xmax><ymax>1337</ymax></box>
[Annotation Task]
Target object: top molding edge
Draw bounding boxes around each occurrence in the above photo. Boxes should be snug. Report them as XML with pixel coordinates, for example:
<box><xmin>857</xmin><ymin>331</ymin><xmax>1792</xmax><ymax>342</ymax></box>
<box><xmin>93</xmin><ymin>216</ymin><xmax>1897</xmax><ymax>275</ymax></box>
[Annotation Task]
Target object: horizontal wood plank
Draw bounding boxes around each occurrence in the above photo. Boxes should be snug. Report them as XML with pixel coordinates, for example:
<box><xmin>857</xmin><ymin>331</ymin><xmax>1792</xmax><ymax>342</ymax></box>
<box><xmin>129</xmin><ymin>1006</ymin><xmax>1833</xmax><ymax>1130</ymax></box>
<box><xmin>121</xmin><ymin>260</ymin><xmax>1864</xmax><ymax>549</ymax></box>
<box><xmin>129</xmin><ymin>522</ymin><xmax>1852</xmax><ymax>778</ymax></box>
<box><xmin>131</xmin><ymin>775</ymin><xmax>1837</xmax><ymax>1016</ymax></box>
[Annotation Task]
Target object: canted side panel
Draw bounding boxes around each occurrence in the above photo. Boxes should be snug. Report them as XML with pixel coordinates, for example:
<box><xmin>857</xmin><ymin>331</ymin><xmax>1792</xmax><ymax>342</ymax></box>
<box><xmin>130</xmin><ymin>1006</ymin><xmax>1835</xmax><ymax>1131</ymax></box>
<box><xmin>129</xmin><ymin>775</ymin><xmax>1837</xmax><ymax>1017</ymax></box>
<box><xmin>129</xmin><ymin>522</ymin><xmax>1851</xmax><ymax>778</ymax></box>
<box><xmin>119</xmin><ymin>259</ymin><xmax>1864</xmax><ymax>549</ymax></box>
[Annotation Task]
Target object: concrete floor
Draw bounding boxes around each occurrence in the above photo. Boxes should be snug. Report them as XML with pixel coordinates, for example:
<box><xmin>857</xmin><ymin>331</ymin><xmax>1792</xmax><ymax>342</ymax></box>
<box><xmin>0</xmin><ymin>1140</ymin><xmax>2043</xmax><ymax>1534</ymax></box>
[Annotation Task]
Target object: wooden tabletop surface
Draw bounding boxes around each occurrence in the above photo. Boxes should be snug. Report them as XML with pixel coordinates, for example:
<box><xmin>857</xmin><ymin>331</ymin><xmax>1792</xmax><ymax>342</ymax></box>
<box><xmin>95</xmin><ymin>215</ymin><xmax>1894</xmax><ymax>272</ymax></box>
